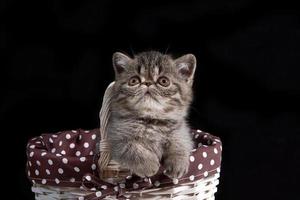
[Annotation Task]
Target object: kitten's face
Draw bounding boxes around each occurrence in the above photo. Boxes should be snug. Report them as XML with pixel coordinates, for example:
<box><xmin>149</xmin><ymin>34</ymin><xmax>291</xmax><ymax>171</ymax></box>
<box><xmin>112</xmin><ymin>51</ymin><xmax>196</xmax><ymax>119</ymax></box>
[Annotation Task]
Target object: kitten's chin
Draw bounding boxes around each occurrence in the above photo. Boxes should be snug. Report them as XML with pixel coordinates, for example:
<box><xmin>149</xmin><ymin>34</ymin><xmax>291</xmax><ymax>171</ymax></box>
<box><xmin>133</xmin><ymin>97</ymin><xmax>163</xmax><ymax>114</ymax></box>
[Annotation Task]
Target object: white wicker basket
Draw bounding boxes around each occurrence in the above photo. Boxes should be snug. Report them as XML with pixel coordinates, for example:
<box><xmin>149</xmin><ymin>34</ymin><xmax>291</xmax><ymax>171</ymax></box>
<box><xmin>32</xmin><ymin>173</ymin><xmax>220</xmax><ymax>200</ymax></box>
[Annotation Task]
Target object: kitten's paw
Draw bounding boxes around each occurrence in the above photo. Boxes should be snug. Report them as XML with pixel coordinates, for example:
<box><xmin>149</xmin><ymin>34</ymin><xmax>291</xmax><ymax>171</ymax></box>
<box><xmin>163</xmin><ymin>155</ymin><xmax>189</xmax><ymax>179</ymax></box>
<box><xmin>132</xmin><ymin>153</ymin><xmax>160</xmax><ymax>178</ymax></box>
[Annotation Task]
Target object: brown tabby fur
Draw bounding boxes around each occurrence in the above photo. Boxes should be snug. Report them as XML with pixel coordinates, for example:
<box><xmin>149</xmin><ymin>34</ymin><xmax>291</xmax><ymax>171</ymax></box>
<box><xmin>106</xmin><ymin>51</ymin><xmax>196</xmax><ymax>178</ymax></box>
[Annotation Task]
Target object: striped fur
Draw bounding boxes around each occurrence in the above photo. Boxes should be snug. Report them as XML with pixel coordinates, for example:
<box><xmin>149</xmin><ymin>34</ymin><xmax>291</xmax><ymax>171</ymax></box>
<box><xmin>107</xmin><ymin>51</ymin><xmax>196</xmax><ymax>178</ymax></box>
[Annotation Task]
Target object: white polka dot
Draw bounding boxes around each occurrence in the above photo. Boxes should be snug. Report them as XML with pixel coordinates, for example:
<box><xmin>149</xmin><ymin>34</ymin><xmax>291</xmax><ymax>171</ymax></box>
<box><xmin>35</xmin><ymin>141</ymin><xmax>41</xmax><ymax>144</ymax></box>
<box><xmin>32</xmin><ymin>180</ymin><xmax>36</xmax><ymax>184</ymax></box>
<box><xmin>42</xmin><ymin>179</ymin><xmax>47</xmax><ymax>184</ymax></box>
<box><xmin>27</xmin><ymin>171</ymin><xmax>30</xmax><ymax>176</ymax></box>
<box><xmin>61</xmin><ymin>150</ymin><xmax>66</xmax><ymax>155</ymax></box>
<box><xmin>190</xmin><ymin>156</ymin><xmax>195</xmax><ymax>162</ymax></box>
<box><xmin>220</xmin><ymin>145</ymin><xmax>222</xmax><ymax>151</ymax></box>
<box><xmin>84</xmin><ymin>142</ymin><xmax>89</xmax><ymax>148</ymax></box>
<box><xmin>92</xmin><ymin>134</ymin><xmax>96</xmax><ymax>140</ymax></box>
<box><xmin>189</xmin><ymin>175</ymin><xmax>195</xmax><ymax>181</ymax></box>
<box><xmin>204</xmin><ymin>171</ymin><xmax>208</xmax><ymax>177</ymax></box>
<box><xmin>215</xmin><ymin>139</ymin><xmax>221</xmax><ymax>143</ymax></box>
<box><xmin>198</xmin><ymin>143</ymin><xmax>202</xmax><ymax>147</ymax></box>
<box><xmin>29</xmin><ymin>152</ymin><xmax>34</xmax><ymax>157</ymax></box>
<box><xmin>89</xmin><ymin>151</ymin><xmax>93</xmax><ymax>155</ymax></box>
<box><xmin>101</xmin><ymin>185</ymin><xmax>107</xmax><ymax>190</ymax></box>
<box><xmin>59</xmin><ymin>141</ymin><xmax>63</xmax><ymax>146</ymax></box>
<box><xmin>84</xmin><ymin>130</ymin><xmax>90</xmax><ymax>133</ymax></box>
<box><xmin>28</xmin><ymin>161</ymin><xmax>32</xmax><ymax>166</ymax></box>
<box><xmin>74</xmin><ymin>167</ymin><xmax>80</xmax><ymax>172</ymax></box>
<box><xmin>194</xmin><ymin>134</ymin><xmax>199</xmax><ymax>139</ymax></box>
<box><xmin>55</xmin><ymin>178</ymin><xmax>60</xmax><ymax>184</ymax></box>
<box><xmin>198</xmin><ymin>163</ymin><xmax>203</xmax><ymax>170</ymax></box>
<box><xmin>91</xmin><ymin>164</ymin><xmax>96</xmax><ymax>170</ymax></box>
<box><xmin>217</xmin><ymin>167</ymin><xmax>221</xmax><ymax>173</ymax></box>
<box><xmin>96</xmin><ymin>191</ymin><xmax>102</xmax><ymax>197</ymax></box>
<box><xmin>52</xmin><ymin>134</ymin><xmax>58</xmax><ymax>138</ymax></box>
<box><xmin>114</xmin><ymin>186</ymin><xmax>119</xmax><ymax>191</ymax></box>
<box><xmin>120</xmin><ymin>183</ymin><xmax>125</xmax><ymax>188</ymax></box>
<box><xmin>36</xmin><ymin>160</ymin><xmax>41</xmax><ymax>166</ymax></box>
<box><xmin>197</xmin><ymin>129</ymin><xmax>202</xmax><ymax>133</ymax></box>
<box><xmin>49</xmin><ymin>138</ymin><xmax>53</xmax><ymax>143</ymax></box>
<box><xmin>78</xmin><ymin>197</ymin><xmax>84</xmax><ymax>200</ymax></box>
<box><xmin>56</xmin><ymin>153</ymin><xmax>62</xmax><ymax>157</ymax></box>
<box><xmin>202</xmin><ymin>152</ymin><xmax>207</xmax><ymax>158</ymax></box>
<box><xmin>48</xmin><ymin>159</ymin><xmax>53</xmax><ymax>165</ymax></box>
<box><xmin>69</xmin><ymin>143</ymin><xmax>75</xmax><ymax>149</ymax></box>
<box><xmin>80</xmin><ymin>157</ymin><xmax>86</xmax><ymax>162</ymax></box>
<box><xmin>154</xmin><ymin>181</ymin><xmax>160</xmax><ymax>187</ymax></box>
<box><xmin>72</xmin><ymin>130</ymin><xmax>77</xmax><ymax>133</ymax></box>
<box><xmin>79</xmin><ymin>135</ymin><xmax>82</xmax><ymax>140</ymax></box>
<box><xmin>214</xmin><ymin>148</ymin><xmax>218</xmax><ymax>154</ymax></box>
<box><xmin>210</xmin><ymin>159</ymin><xmax>215</xmax><ymax>166</ymax></box>
<box><xmin>51</xmin><ymin>148</ymin><xmax>56</xmax><ymax>153</ymax></box>
<box><xmin>191</xmin><ymin>149</ymin><xmax>197</xmax><ymax>152</ymax></box>
<box><xmin>203</xmin><ymin>135</ymin><xmax>208</xmax><ymax>138</ymax></box>
<box><xmin>35</xmin><ymin>170</ymin><xmax>39</xmax><ymax>176</ymax></box>
<box><xmin>173</xmin><ymin>178</ymin><xmax>179</xmax><ymax>184</ymax></box>
<box><xmin>133</xmin><ymin>183</ymin><xmax>139</xmax><ymax>189</ymax></box>
<box><xmin>41</xmin><ymin>152</ymin><xmax>47</xmax><ymax>156</ymax></box>
<box><xmin>46</xmin><ymin>169</ymin><xmax>50</xmax><ymax>175</ymax></box>
<box><xmin>70</xmin><ymin>178</ymin><xmax>75</xmax><ymax>182</ymax></box>
<box><xmin>86</xmin><ymin>176</ymin><xmax>91</xmax><ymax>181</ymax></box>
<box><xmin>66</xmin><ymin>134</ymin><xmax>71</xmax><ymax>139</ymax></box>
<box><xmin>75</xmin><ymin>151</ymin><xmax>81</xmax><ymax>156</ymax></box>
<box><xmin>62</xmin><ymin>158</ymin><xmax>68</xmax><ymax>164</ymax></box>
<box><xmin>58</xmin><ymin>168</ymin><xmax>64</xmax><ymax>174</ymax></box>
<box><xmin>30</xmin><ymin>145</ymin><xmax>35</xmax><ymax>149</ymax></box>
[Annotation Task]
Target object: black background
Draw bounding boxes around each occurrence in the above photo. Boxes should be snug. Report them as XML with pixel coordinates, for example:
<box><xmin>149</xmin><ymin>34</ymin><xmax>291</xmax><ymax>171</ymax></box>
<box><xmin>1</xmin><ymin>0</ymin><xmax>300</xmax><ymax>199</ymax></box>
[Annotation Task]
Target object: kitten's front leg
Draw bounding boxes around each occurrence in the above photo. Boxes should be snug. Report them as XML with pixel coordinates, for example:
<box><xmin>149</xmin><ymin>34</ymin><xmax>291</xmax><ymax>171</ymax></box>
<box><xmin>163</xmin><ymin>127</ymin><xmax>193</xmax><ymax>178</ymax></box>
<box><xmin>112</xmin><ymin>140</ymin><xmax>160</xmax><ymax>178</ymax></box>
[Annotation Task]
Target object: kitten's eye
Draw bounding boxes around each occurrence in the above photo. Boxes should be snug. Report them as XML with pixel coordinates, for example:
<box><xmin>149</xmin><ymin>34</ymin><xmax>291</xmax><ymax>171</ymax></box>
<box><xmin>128</xmin><ymin>76</ymin><xmax>141</xmax><ymax>86</ymax></box>
<box><xmin>157</xmin><ymin>76</ymin><xmax>170</xmax><ymax>87</ymax></box>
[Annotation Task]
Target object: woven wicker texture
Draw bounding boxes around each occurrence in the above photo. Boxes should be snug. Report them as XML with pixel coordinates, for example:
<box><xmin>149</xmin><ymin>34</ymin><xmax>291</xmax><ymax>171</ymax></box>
<box><xmin>32</xmin><ymin>173</ymin><xmax>220</xmax><ymax>200</ymax></box>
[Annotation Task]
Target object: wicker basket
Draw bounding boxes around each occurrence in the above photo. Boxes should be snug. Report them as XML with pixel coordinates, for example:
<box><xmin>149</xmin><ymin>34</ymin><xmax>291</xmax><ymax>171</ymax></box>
<box><xmin>32</xmin><ymin>173</ymin><xmax>220</xmax><ymax>200</ymax></box>
<box><xmin>26</xmin><ymin>82</ymin><xmax>222</xmax><ymax>200</ymax></box>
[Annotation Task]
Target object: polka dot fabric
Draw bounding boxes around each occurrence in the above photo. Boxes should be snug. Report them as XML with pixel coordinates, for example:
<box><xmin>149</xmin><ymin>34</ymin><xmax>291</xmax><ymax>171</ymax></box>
<box><xmin>26</xmin><ymin>129</ymin><xmax>98</xmax><ymax>187</ymax></box>
<box><xmin>26</xmin><ymin>129</ymin><xmax>222</xmax><ymax>192</ymax></box>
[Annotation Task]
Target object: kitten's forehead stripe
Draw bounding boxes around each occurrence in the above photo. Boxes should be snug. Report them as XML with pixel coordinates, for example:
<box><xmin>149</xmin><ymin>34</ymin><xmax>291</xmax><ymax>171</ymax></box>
<box><xmin>137</xmin><ymin>65</ymin><xmax>141</xmax><ymax>74</ymax></box>
<box><xmin>135</xmin><ymin>51</ymin><xmax>169</xmax><ymax>80</ymax></box>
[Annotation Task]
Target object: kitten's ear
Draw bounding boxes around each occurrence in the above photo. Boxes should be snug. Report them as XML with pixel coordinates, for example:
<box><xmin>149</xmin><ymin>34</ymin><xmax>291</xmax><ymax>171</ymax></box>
<box><xmin>112</xmin><ymin>52</ymin><xmax>131</xmax><ymax>76</ymax></box>
<box><xmin>174</xmin><ymin>54</ymin><xmax>197</xmax><ymax>82</ymax></box>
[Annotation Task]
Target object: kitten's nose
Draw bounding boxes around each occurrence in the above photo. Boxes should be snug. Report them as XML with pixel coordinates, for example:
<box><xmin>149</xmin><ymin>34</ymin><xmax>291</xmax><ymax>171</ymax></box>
<box><xmin>143</xmin><ymin>81</ymin><xmax>152</xmax><ymax>87</ymax></box>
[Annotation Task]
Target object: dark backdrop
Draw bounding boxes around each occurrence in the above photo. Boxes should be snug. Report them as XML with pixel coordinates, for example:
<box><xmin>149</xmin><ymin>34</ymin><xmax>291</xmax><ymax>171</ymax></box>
<box><xmin>1</xmin><ymin>0</ymin><xmax>300</xmax><ymax>199</ymax></box>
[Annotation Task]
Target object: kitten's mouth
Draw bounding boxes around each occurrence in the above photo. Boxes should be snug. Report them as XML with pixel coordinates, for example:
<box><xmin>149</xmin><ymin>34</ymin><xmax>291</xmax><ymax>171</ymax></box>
<box><xmin>144</xmin><ymin>92</ymin><xmax>160</xmax><ymax>103</ymax></box>
<box><xmin>136</xmin><ymin>91</ymin><xmax>160</xmax><ymax>104</ymax></box>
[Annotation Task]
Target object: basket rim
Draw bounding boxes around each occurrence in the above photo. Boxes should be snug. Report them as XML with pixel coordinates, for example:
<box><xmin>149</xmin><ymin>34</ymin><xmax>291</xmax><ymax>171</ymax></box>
<box><xmin>26</xmin><ymin>129</ymin><xmax>222</xmax><ymax>190</ymax></box>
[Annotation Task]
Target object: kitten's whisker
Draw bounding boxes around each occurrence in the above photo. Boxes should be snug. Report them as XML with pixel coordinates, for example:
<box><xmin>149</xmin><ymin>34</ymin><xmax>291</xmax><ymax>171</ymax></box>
<box><xmin>129</xmin><ymin>44</ymin><xmax>136</xmax><ymax>57</ymax></box>
<box><xmin>164</xmin><ymin>44</ymin><xmax>171</xmax><ymax>54</ymax></box>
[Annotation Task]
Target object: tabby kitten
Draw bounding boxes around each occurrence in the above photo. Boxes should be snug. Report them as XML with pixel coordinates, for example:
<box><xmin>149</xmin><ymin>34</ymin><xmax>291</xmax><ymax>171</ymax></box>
<box><xmin>107</xmin><ymin>51</ymin><xmax>196</xmax><ymax>178</ymax></box>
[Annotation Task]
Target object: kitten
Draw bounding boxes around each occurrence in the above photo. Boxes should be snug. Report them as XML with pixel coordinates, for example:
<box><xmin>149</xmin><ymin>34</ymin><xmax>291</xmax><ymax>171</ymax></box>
<box><xmin>107</xmin><ymin>51</ymin><xmax>196</xmax><ymax>178</ymax></box>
